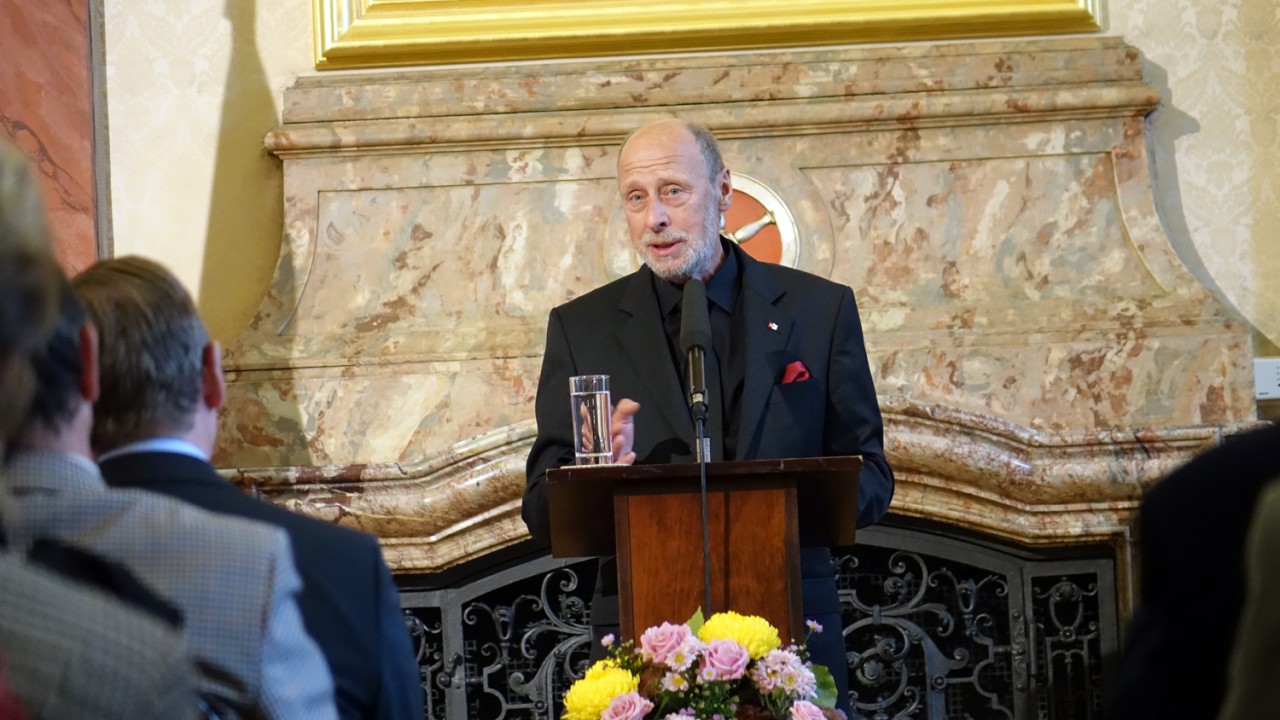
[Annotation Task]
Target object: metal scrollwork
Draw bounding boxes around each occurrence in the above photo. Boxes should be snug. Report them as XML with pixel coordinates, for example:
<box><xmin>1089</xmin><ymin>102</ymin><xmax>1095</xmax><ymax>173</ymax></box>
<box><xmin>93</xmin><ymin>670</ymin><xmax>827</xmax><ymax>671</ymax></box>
<box><xmin>503</xmin><ymin>568</ymin><xmax>594</xmax><ymax>716</ymax></box>
<box><xmin>457</xmin><ymin>562</ymin><xmax>593</xmax><ymax>719</ymax></box>
<box><xmin>838</xmin><ymin>548</ymin><xmax>1011</xmax><ymax>719</ymax></box>
<box><xmin>403</xmin><ymin>609</ymin><xmax>447</xmax><ymax>720</ymax></box>
<box><xmin>396</xmin><ymin>527</ymin><xmax>1116</xmax><ymax>719</ymax></box>
<box><xmin>1031</xmin><ymin>575</ymin><xmax>1104</xmax><ymax>720</ymax></box>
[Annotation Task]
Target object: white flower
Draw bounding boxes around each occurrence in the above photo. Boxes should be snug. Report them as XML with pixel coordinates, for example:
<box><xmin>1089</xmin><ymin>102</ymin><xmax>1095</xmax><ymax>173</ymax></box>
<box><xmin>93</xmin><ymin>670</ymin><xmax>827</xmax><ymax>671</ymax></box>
<box><xmin>666</xmin><ymin>636</ymin><xmax>706</xmax><ymax>672</ymax></box>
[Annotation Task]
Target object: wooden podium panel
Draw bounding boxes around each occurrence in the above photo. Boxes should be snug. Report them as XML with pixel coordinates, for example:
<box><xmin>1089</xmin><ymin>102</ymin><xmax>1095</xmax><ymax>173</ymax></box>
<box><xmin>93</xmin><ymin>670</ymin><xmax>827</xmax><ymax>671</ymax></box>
<box><xmin>615</xmin><ymin>480</ymin><xmax>802</xmax><ymax>641</ymax></box>
<box><xmin>548</xmin><ymin>457</ymin><xmax>860</xmax><ymax>642</ymax></box>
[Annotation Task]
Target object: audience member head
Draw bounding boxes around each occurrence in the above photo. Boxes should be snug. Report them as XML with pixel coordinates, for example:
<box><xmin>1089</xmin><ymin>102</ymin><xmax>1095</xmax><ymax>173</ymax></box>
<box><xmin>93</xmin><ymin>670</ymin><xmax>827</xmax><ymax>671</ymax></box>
<box><xmin>0</xmin><ymin>142</ymin><xmax>65</xmax><ymax>456</ymax></box>
<box><xmin>13</xmin><ymin>278</ymin><xmax>99</xmax><ymax>458</ymax></box>
<box><xmin>616</xmin><ymin>119</ymin><xmax>732</xmax><ymax>284</ymax></box>
<box><xmin>72</xmin><ymin>257</ymin><xmax>224</xmax><ymax>457</ymax></box>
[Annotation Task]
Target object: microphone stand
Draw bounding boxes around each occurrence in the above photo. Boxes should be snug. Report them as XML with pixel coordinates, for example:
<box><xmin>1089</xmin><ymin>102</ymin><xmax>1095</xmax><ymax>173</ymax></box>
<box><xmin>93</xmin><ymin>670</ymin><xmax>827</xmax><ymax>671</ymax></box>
<box><xmin>688</xmin><ymin>356</ymin><xmax>713</xmax><ymax>617</ymax></box>
<box><xmin>681</xmin><ymin>278</ymin><xmax>714</xmax><ymax>617</ymax></box>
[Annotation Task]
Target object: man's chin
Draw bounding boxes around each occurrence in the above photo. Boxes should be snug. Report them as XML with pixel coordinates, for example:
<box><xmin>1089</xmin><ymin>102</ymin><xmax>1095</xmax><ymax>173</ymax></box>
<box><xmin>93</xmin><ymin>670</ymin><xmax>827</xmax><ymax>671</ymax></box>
<box><xmin>643</xmin><ymin>253</ymin><xmax>687</xmax><ymax>281</ymax></box>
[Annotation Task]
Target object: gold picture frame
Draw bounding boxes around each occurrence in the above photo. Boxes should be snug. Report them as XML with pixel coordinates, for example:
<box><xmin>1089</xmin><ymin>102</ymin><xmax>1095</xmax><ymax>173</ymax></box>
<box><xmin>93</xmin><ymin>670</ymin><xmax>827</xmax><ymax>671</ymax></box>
<box><xmin>312</xmin><ymin>0</ymin><xmax>1105</xmax><ymax>70</ymax></box>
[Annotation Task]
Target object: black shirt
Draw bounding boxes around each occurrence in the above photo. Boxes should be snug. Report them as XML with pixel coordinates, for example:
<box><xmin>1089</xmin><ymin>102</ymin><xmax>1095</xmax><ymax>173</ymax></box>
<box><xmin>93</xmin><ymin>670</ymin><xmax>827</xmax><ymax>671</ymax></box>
<box><xmin>653</xmin><ymin>237</ymin><xmax>745</xmax><ymax>460</ymax></box>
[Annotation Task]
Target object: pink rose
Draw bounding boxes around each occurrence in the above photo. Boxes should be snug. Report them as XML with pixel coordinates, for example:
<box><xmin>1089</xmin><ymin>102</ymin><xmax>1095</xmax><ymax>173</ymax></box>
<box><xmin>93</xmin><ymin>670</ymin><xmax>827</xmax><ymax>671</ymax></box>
<box><xmin>791</xmin><ymin>700</ymin><xmax>826</xmax><ymax>720</ymax></box>
<box><xmin>640</xmin><ymin>622</ymin><xmax>692</xmax><ymax>666</ymax></box>
<box><xmin>601</xmin><ymin>691</ymin><xmax>654</xmax><ymax>720</ymax></box>
<box><xmin>699</xmin><ymin>638</ymin><xmax>750</xmax><ymax>681</ymax></box>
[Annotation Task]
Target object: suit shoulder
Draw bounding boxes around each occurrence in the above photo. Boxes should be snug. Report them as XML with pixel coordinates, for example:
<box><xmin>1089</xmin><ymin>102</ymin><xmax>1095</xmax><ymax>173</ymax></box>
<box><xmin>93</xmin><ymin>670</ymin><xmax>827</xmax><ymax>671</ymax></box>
<box><xmin>122</xmin><ymin>488</ymin><xmax>288</xmax><ymax>559</ymax></box>
<box><xmin>169</xmin><ymin>495</ymin><xmax>285</xmax><ymax>546</ymax></box>
<box><xmin>553</xmin><ymin>273</ymin><xmax>636</xmax><ymax>320</ymax></box>
<box><xmin>225</xmin><ymin>488</ymin><xmax>381</xmax><ymax>554</ymax></box>
<box><xmin>772</xmin><ymin>263</ymin><xmax>845</xmax><ymax>287</ymax></box>
<box><xmin>1145</xmin><ymin>424</ymin><xmax>1280</xmax><ymax>516</ymax></box>
<box><xmin>756</xmin><ymin>262</ymin><xmax>852</xmax><ymax>304</ymax></box>
<box><xmin>164</xmin><ymin>481</ymin><xmax>381</xmax><ymax>560</ymax></box>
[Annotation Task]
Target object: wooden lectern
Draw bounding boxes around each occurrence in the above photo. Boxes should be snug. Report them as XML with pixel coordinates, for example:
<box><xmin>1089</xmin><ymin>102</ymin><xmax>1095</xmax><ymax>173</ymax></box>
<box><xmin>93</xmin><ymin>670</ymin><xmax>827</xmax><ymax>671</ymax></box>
<box><xmin>546</xmin><ymin>457</ymin><xmax>860</xmax><ymax>642</ymax></box>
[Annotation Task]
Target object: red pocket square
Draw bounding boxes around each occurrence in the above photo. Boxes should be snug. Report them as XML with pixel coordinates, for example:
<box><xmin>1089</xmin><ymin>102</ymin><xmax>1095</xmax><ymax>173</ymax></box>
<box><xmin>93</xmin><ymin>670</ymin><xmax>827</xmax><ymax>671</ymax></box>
<box><xmin>781</xmin><ymin>360</ymin><xmax>811</xmax><ymax>384</ymax></box>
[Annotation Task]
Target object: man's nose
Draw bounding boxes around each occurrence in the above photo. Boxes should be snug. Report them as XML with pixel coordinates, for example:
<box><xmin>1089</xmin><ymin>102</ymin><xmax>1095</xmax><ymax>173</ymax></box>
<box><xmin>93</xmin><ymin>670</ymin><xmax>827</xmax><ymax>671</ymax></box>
<box><xmin>647</xmin><ymin>200</ymin><xmax>670</xmax><ymax>232</ymax></box>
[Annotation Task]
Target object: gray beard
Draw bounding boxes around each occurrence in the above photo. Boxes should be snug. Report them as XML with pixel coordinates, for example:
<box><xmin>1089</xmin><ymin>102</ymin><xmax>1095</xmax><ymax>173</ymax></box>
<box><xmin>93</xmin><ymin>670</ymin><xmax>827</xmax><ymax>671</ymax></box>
<box><xmin>645</xmin><ymin>210</ymin><xmax>722</xmax><ymax>284</ymax></box>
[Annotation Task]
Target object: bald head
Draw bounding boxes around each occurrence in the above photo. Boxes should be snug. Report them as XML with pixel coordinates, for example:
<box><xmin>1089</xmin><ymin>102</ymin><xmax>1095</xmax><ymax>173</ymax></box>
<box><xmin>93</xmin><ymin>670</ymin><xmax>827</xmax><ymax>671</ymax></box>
<box><xmin>619</xmin><ymin>119</ymin><xmax>725</xmax><ymax>186</ymax></box>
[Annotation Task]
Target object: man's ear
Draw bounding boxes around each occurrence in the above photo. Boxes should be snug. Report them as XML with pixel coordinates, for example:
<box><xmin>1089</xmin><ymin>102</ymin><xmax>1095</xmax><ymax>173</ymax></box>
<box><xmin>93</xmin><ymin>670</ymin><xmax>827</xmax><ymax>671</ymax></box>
<box><xmin>715</xmin><ymin>166</ymin><xmax>733</xmax><ymax>212</ymax></box>
<box><xmin>201</xmin><ymin>340</ymin><xmax>225</xmax><ymax>411</ymax></box>
<box><xmin>78</xmin><ymin>322</ymin><xmax>100</xmax><ymax>404</ymax></box>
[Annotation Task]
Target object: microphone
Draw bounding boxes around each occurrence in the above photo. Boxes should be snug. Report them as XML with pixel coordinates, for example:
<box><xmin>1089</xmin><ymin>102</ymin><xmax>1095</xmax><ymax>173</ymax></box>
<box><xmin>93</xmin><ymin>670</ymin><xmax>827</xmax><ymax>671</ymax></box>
<box><xmin>679</xmin><ymin>277</ymin><xmax>715</xmax><ymax>616</ymax></box>
<box><xmin>679</xmin><ymin>279</ymin><xmax>712</xmax><ymax>428</ymax></box>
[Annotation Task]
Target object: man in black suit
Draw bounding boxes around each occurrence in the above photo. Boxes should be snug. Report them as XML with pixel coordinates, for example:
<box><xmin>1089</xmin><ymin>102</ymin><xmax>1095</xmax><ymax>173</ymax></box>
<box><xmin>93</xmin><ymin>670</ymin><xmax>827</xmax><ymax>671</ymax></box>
<box><xmin>1107</xmin><ymin>422</ymin><xmax>1280</xmax><ymax>719</ymax></box>
<box><xmin>523</xmin><ymin>119</ymin><xmax>894</xmax><ymax>715</ymax></box>
<box><xmin>73</xmin><ymin>257</ymin><xmax>425</xmax><ymax>720</ymax></box>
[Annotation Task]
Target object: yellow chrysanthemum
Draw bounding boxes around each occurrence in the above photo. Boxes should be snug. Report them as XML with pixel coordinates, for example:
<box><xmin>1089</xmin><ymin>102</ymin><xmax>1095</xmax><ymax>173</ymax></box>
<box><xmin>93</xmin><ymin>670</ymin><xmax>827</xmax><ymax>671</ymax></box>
<box><xmin>562</xmin><ymin>662</ymin><xmax>638</xmax><ymax>720</ymax></box>
<box><xmin>582</xmin><ymin>659</ymin><xmax>618</xmax><ymax>678</ymax></box>
<box><xmin>697</xmin><ymin>611</ymin><xmax>781</xmax><ymax>660</ymax></box>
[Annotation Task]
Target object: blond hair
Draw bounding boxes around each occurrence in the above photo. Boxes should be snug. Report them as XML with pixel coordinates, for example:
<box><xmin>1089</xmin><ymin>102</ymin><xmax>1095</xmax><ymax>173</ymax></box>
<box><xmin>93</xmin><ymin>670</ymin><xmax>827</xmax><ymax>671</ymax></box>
<box><xmin>0</xmin><ymin>142</ymin><xmax>65</xmax><ymax>455</ymax></box>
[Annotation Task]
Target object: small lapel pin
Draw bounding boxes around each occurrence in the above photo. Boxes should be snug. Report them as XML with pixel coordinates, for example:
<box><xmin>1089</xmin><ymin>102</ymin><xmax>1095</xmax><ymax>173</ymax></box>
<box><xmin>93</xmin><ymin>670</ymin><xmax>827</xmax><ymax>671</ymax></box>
<box><xmin>767</xmin><ymin>322</ymin><xmax>778</xmax><ymax>331</ymax></box>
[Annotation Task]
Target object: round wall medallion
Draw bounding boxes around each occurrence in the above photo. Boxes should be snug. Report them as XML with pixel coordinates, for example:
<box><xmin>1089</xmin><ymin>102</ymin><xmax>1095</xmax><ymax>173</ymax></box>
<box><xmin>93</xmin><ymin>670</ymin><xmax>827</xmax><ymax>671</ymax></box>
<box><xmin>725</xmin><ymin>172</ymin><xmax>799</xmax><ymax>268</ymax></box>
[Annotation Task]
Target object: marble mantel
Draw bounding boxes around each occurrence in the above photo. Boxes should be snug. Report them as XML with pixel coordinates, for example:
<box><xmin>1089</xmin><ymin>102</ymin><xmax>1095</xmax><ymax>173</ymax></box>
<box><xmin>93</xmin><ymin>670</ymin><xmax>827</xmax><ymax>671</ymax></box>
<box><xmin>221</xmin><ymin>37</ymin><xmax>1255</xmax><ymax>602</ymax></box>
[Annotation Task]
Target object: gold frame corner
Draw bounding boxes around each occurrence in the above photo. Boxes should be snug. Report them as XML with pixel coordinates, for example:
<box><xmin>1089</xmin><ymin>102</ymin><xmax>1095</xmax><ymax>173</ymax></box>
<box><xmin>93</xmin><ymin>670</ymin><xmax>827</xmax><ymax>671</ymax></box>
<box><xmin>312</xmin><ymin>0</ymin><xmax>1106</xmax><ymax>71</ymax></box>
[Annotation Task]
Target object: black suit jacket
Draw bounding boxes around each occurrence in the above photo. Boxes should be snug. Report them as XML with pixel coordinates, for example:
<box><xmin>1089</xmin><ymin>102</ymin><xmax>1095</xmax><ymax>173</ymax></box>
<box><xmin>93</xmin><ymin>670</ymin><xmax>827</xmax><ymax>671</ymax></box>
<box><xmin>523</xmin><ymin>243</ymin><xmax>890</xmax><ymax>716</ymax></box>
<box><xmin>1107</xmin><ymin>423</ymin><xmax>1280</xmax><ymax>719</ymax></box>
<box><xmin>99</xmin><ymin>451</ymin><xmax>424</xmax><ymax>720</ymax></box>
<box><xmin>523</xmin><ymin>241</ymin><xmax>894</xmax><ymax>550</ymax></box>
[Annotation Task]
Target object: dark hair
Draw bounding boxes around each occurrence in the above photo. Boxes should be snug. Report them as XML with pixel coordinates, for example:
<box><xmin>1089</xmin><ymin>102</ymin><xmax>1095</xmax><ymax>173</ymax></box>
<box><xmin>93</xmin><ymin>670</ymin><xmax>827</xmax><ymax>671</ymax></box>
<box><xmin>0</xmin><ymin>142</ymin><xmax>64</xmax><ymax>452</ymax></box>
<box><xmin>72</xmin><ymin>257</ymin><xmax>208</xmax><ymax>453</ymax></box>
<box><xmin>25</xmin><ymin>280</ymin><xmax>88</xmax><ymax>432</ymax></box>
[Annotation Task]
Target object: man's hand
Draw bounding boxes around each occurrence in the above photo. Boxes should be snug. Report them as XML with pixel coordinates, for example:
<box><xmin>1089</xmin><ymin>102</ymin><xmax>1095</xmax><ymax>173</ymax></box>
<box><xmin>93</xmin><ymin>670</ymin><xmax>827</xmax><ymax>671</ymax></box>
<box><xmin>578</xmin><ymin>400</ymin><xmax>594</xmax><ymax>453</ymax></box>
<box><xmin>611</xmin><ymin>399</ymin><xmax>640</xmax><ymax>465</ymax></box>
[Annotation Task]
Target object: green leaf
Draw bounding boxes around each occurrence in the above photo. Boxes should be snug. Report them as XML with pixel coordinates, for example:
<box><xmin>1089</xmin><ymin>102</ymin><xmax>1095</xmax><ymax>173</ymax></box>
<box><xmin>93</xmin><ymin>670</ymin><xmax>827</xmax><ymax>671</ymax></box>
<box><xmin>686</xmin><ymin>607</ymin><xmax>706</xmax><ymax>635</ymax></box>
<box><xmin>810</xmin><ymin>663</ymin><xmax>839</xmax><ymax>709</ymax></box>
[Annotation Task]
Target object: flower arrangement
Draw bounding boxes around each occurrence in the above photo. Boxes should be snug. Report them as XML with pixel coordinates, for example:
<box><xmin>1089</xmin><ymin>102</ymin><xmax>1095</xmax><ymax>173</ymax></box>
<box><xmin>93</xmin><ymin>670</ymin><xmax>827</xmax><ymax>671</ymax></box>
<box><xmin>562</xmin><ymin>610</ymin><xmax>845</xmax><ymax>720</ymax></box>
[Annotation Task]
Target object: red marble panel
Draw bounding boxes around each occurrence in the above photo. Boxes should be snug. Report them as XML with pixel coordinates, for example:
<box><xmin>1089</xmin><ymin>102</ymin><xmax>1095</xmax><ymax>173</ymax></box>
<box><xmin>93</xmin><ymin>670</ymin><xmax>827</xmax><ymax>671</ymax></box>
<box><xmin>0</xmin><ymin>0</ymin><xmax>97</xmax><ymax>274</ymax></box>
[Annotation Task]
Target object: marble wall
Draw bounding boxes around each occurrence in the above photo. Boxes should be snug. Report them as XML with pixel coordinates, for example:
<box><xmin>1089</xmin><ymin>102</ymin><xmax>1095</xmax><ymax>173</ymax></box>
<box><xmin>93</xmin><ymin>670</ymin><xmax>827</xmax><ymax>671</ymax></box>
<box><xmin>100</xmin><ymin>0</ymin><xmax>1280</xmax><ymax>356</ymax></box>
<box><xmin>219</xmin><ymin>38</ymin><xmax>1255</xmax><ymax>596</ymax></box>
<box><xmin>1</xmin><ymin>0</ymin><xmax>98</xmax><ymax>272</ymax></box>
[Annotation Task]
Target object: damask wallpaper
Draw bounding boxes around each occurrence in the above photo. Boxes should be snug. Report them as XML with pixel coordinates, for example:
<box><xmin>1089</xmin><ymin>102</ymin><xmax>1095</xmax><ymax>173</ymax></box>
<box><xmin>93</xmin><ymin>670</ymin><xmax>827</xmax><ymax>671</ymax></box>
<box><xmin>103</xmin><ymin>0</ymin><xmax>310</xmax><ymax>341</ymax></box>
<box><xmin>103</xmin><ymin>0</ymin><xmax>1280</xmax><ymax>351</ymax></box>
<box><xmin>1110</xmin><ymin>0</ymin><xmax>1280</xmax><ymax>353</ymax></box>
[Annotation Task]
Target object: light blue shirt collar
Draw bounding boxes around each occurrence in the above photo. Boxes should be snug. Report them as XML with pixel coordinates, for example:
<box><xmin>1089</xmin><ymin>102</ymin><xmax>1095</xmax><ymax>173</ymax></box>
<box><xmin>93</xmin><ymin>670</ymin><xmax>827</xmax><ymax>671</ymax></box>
<box><xmin>97</xmin><ymin>437</ymin><xmax>209</xmax><ymax>464</ymax></box>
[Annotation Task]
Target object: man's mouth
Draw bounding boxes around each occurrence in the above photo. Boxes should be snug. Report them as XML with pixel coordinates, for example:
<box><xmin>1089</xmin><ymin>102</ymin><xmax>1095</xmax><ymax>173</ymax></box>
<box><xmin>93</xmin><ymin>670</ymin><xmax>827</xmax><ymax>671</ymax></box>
<box><xmin>648</xmin><ymin>239</ymin><xmax>681</xmax><ymax>257</ymax></box>
<box><xmin>645</xmin><ymin>232</ymin><xmax>686</xmax><ymax>258</ymax></box>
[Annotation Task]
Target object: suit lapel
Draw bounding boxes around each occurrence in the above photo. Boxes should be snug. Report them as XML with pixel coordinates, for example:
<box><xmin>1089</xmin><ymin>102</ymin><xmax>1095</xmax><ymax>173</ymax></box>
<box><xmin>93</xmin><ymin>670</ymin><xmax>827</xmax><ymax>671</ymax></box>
<box><xmin>734</xmin><ymin>249</ymin><xmax>791</xmax><ymax>458</ymax></box>
<box><xmin>614</xmin><ymin>267</ymin><xmax>695</xmax><ymax>445</ymax></box>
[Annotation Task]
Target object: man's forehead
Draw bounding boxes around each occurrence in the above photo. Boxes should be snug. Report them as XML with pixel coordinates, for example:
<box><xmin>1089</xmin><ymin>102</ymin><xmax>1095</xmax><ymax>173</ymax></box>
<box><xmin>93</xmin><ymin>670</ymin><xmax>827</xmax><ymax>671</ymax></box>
<box><xmin>618</xmin><ymin>128</ymin><xmax>703</xmax><ymax>181</ymax></box>
<box><xmin>619</xmin><ymin>151</ymin><xmax>693</xmax><ymax>177</ymax></box>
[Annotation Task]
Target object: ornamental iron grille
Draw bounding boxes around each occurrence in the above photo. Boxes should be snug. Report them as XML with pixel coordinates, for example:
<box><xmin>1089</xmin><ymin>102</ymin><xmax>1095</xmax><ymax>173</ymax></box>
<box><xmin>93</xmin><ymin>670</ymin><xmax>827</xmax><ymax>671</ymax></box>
<box><xmin>397</xmin><ymin>522</ymin><xmax>1118</xmax><ymax>720</ymax></box>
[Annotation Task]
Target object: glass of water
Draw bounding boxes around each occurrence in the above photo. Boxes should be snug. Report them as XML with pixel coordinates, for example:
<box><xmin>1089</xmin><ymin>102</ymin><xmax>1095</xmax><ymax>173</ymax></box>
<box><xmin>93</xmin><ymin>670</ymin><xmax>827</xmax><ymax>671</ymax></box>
<box><xmin>569</xmin><ymin>375</ymin><xmax>612</xmax><ymax>465</ymax></box>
